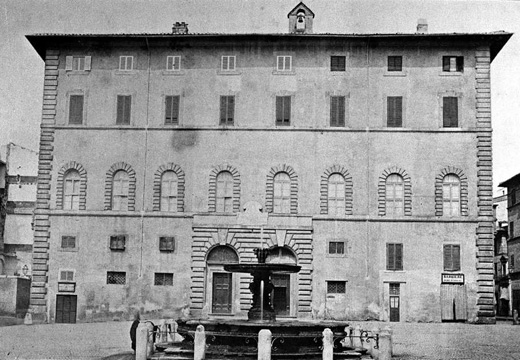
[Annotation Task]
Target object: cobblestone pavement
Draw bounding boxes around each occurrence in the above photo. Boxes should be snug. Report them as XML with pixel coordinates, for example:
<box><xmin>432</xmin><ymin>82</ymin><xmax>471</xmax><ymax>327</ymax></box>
<box><xmin>1</xmin><ymin>320</ymin><xmax>520</xmax><ymax>359</ymax></box>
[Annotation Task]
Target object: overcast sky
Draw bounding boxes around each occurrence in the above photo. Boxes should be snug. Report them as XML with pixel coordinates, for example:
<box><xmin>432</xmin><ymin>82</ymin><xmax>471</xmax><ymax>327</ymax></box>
<box><xmin>1</xmin><ymin>0</ymin><xmax>519</xmax><ymax>195</ymax></box>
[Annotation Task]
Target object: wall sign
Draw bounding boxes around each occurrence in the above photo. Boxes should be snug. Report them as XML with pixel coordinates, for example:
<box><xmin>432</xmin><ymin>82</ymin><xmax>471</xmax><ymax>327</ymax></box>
<box><xmin>58</xmin><ymin>282</ymin><xmax>76</xmax><ymax>292</ymax></box>
<box><xmin>441</xmin><ymin>273</ymin><xmax>464</xmax><ymax>284</ymax></box>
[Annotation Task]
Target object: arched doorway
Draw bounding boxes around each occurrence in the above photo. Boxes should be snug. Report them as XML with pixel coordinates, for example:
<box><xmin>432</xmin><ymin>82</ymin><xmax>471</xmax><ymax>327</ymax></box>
<box><xmin>267</xmin><ymin>247</ymin><xmax>297</xmax><ymax>316</ymax></box>
<box><xmin>206</xmin><ymin>246</ymin><xmax>238</xmax><ymax>314</ymax></box>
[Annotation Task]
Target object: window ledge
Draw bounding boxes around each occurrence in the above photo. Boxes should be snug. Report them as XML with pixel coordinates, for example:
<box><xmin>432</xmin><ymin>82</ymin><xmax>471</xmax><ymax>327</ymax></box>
<box><xmin>58</xmin><ymin>248</ymin><xmax>79</xmax><ymax>253</ymax></box>
<box><xmin>115</xmin><ymin>70</ymin><xmax>137</xmax><ymax>75</ymax></box>
<box><xmin>272</xmin><ymin>70</ymin><xmax>296</xmax><ymax>76</ymax></box>
<box><xmin>439</xmin><ymin>72</ymin><xmax>463</xmax><ymax>77</ymax></box>
<box><xmin>383</xmin><ymin>270</ymin><xmax>405</xmax><ymax>273</ymax></box>
<box><xmin>330</xmin><ymin>71</ymin><xmax>347</xmax><ymax>75</ymax></box>
<box><xmin>440</xmin><ymin>127</ymin><xmax>463</xmax><ymax>131</ymax></box>
<box><xmin>66</xmin><ymin>71</ymin><xmax>90</xmax><ymax>76</ymax></box>
<box><xmin>217</xmin><ymin>70</ymin><xmax>242</xmax><ymax>76</ymax></box>
<box><xmin>161</xmin><ymin>70</ymin><xmax>186</xmax><ymax>76</ymax></box>
<box><xmin>384</xmin><ymin>71</ymin><xmax>407</xmax><ymax>77</ymax></box>
<box><xmin>327</xmin><ymin>254</ymin><xmax>347</xmax><ymax>258</ymax></box>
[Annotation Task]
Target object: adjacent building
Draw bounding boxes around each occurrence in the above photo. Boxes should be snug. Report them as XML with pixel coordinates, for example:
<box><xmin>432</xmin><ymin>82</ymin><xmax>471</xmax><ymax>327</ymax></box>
<box><xmin>26</xmin><ymin>3</ymin><xmax>511</xmax><ymax>324</ymax></box>
<box><xmin>499</xmin><ymin>173</ymin><xmax>520</xmax><ymax>316</ymax></box>
<box><xmin>493</xmin><ymin>193</ymin><xmax>509</xmax><ymax>316</ymax></box>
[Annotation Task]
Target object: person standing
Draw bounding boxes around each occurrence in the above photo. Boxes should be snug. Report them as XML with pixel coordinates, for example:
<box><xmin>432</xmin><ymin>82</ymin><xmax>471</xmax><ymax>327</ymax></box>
<box><xmin>130</xmin><ymin>312</ymin><xmax>140</xmax><ymax>353</ymax></box>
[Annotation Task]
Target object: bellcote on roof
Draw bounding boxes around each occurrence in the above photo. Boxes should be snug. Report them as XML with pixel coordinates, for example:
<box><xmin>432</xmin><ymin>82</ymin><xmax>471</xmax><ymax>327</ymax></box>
<box><xmin>287</xmin><ymin>2</ymin><xmax>315</xmax><ymax>34</ymax></box>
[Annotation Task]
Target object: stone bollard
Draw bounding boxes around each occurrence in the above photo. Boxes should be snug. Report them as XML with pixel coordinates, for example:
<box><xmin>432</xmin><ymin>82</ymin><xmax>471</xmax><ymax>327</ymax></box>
<box><xmin>342</xmin><ymin>326</ymin><xmax>352</xmax><ymax>348</ymax></box>
<box><xmin>368</xmin><ymin>327</ymin><xmax>380</xmax><ymax>359</ymax></box>
<box><xmin>514</xmin><ymin>310</ymin><xmax>519</xmax><ymax>325</ymax></box>
<box><xmin>145</xmin><ymin>322</ymin><xmax>155</xmax><ymax>357</ymax></box>
<box><xmin>136</xmin><ymin>323</ymin><xmax>149</xmax><ymax>360</ymax></box>
<box><xmin>258</xmin><ymin>329</ymin><xmax>272</xmax><ymax>360</ymax></box>
<box><xmin>378</xmin><ymin>328</ymin><xmax>392</xmax><ymax>360</ymax></box>
<box><xmin>322</xmin><ymin>328</ymin><xmax>334</xmax><ymax>360</ymax></box>
<box><xmin>194</xmin><ymin>325</ymin><xmax>206</xmax><ymax>360</ymax></box>
<box><xmin>383</xmin><ymin>326</ymin><xmax>393</xmax><ymax>356</ymax></box>
<box><xmin>352</xmin><ymin>325</ymin><xmax>362</xmax><ymax>349</ymax></box>
<box><xmin>24</xmin><ymin>312</ymin><xmax>32</xmax><ymax>325</ymax></box>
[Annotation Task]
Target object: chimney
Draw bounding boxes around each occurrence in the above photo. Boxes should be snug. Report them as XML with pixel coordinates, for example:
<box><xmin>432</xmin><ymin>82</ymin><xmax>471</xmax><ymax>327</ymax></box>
<box><xmin>417</xmin><ymin>18</ymin><xmax>428</xmax><ymax>34</ymax></box>
<box><xmin>172</xmin><ymin>22</ymin><xmax>189</xmax><ymax>34</ymax></box>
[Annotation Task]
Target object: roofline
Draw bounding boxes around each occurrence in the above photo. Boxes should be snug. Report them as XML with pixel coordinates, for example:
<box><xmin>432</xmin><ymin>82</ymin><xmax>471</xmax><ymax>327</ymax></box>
<box><xmin>26</xmin><ymin>31</ymin><xmax>513</xmax><ymax>61</ymax></box>
<box><xmin>499</xmin><ymin>173</ymin><xmax>520</xmax><ymax>188</ymax></box>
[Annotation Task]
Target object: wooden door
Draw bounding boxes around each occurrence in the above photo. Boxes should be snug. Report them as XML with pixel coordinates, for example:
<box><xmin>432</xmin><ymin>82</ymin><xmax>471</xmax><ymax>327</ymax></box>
<box><xmin>55</xmin><ymin>295</ymin><xmax>77</xmax><ymax>323</ymax></box>
<box><xmin>389</xmin><ymin>296</ymin><xmax>400</xmax><ymax>322</ymax></box>
<box><xmin>441</xmin><ymin>284</ymin><xmax>467</xmax><ymax>321</ymax></box>
<box><xmin>272</xmin><ymin>274</ymin><xmax>290</xmax><ymax>316</ymax></box>
<box><xmin>212</xmin><ymin>273</ymin><xmax>232</xmax><ymax>313</ymax></box>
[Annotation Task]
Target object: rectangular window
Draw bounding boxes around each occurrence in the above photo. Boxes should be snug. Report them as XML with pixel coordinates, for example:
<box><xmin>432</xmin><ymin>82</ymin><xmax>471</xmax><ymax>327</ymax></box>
<box><xmin>330</xmin><ymin>96</ymin><xmax>345</xmax><ymax>127</ymax></box>
<box><xmin>443</xmin><ymin>244</ymin><xmax>461</xmax><ymax>271</ymax></box>
<box><xmin>107</xmin><ymin>271</ymin><xmax>126</xmax><ymax>285</ymax></box>
<box><xmin>154</xmin><ymin>273</ymin><xmax>174</xmax><ymax>286</ymax></box>
<box><xmin>511</xmin><ymin>190</ymin><xmax>517</xmax><ymax>206</ymax></box>
<box><xmin>275</xmin><ymin>96</ymin><xmax>291</xmax><ymax>125</ymax></box>
<box><xmin>387</xmin><ymin>96</ymin><xmax>403</xmax><ymax>127</ymax></box>
<box><xmin>328</xmin><ymin>241</ymin><xmax>345</xmax><ymax>255</ymax></box>
<box><xmin>119</xmin><ymin>56</ymin><xmax>133</xmax><ymax>71</ymax></box>
<box><xmin>330</xmin><ymin>56</ymin><xmax>346</xmax><ymax>72</ymax></box>
<box><xmin>109</xmin><ymin>235</ymin><xmax>126</xmax><ymax>251</ymax></box>
<box><xmin>388</xmin><ymin>56</ymin><xmax>403</xmax><ymax>72</ymax></box>
<box><xmin>277</xmin><ymin>56</ymin><xmax>292</xmax><ymax>71</ymax></box>
<box><xmin>165</xmin><ymin>95</ymin><xmax>180</xmax><ymax>125</ymax></box>
<box><xmin>65</xmin><ymin>56</ymin><xmax>91</xmax><ymax>71</ymax></box>
<box><xmin>442</xmin><ymin>56</ymin><xmax>464</xmax><ymax>72</ymax></box>
<box><xmin>443</xmin><ymin>97</ymin><xmax>458</xmax><ymax>128</ymax></box>
<box><xmin>166</xmin><ymin>56</ymin><xmax>181</xmax><ymax>71</ymax></box>
<box><xmin>511</xmin><ymin>254</ymin><xmax>515</xmax><ymax>269</ymax></box>
<box><xmin>116</xmin><ymin>95</ymin><xmax>131</xmax><ymax>125</ymax></box>
<box><xmin>221</xmin><ymin>56</ymin><xmax>236</xmax><ymax>71</ymax></box>
<box><xmin>327</xmin><ymin>281</ymin><xmax>346</xmax><ymax>294</ymax></box>
<box><xmin>59</xmin><ymin>270</ymin><xmax>74</xmax><ymax>282</ymax></box>
<box><xmin>386</xmin><ymin>243</ymin><xmax>403</xmax><ymax>271</ymax></box>
<box><xmin>159</xmin><ymin>236</ymin><xmax>175</xmax><ymax>252</ymax></box>
<box><xmin>220</xmin><ymin>96</ymin><xmax>235</xmax><ymax>125</ymax></box>
<box><xmin>389</xmin><ymin>283</ymin><xmax>400</xmax><ymax>296</ymax></box>
<box><xmin>61</xmin><ymin>236</ymin><xmax>76</xmax><ymax>249</ymax></box>
<box><xmin>511</xmin><ymin>221</ymin><xmax>515</xmax><ymax>238</ymax></box>
<box><xmin>68</xmin><ymin>95</ymin><xmax>84</xmax><ymax>125</ymax></box>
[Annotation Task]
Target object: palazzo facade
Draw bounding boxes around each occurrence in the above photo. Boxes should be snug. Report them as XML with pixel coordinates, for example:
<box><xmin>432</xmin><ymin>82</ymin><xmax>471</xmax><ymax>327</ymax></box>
<box><xmin>26</xmin><ymin>3</ymin><xmax>511</xmax><ymax>324</ymax></box>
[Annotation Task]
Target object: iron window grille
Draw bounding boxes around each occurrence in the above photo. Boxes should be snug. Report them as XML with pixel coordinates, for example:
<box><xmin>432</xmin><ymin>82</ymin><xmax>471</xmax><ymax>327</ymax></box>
<box><xmin>389</xmin><ymin>283</ymin><xmax>400</xmax><ymax>296</ymax></box>
<box><xmin>107</xmin><ymin>271</ymin><xmax>126</xmax><ymax>285</ymax></box>
<box><xmin>154</xmin><ymin>273</ymin><xmax>174</xmax><ymax>286</ymax></box>
<box><xmin>387</xmin><ymin>56</ymin><xmax>403</xmax><ymax>72</ymax></box>
<box><xmin>110</xmin><ymin>235</ymin><xmax>126</xmax><ymax>251</ymax></box>
<box><xmin>159</xmin><ymin>237</ymin><xmax>175</xmax><ymax>252</ymax></box>
<box><xmin>61</xmin><ymin>236</ymin><xmax>76</xmax><ymax>249</ymax></box>
<box><xmin>330</xmin><ymin>56</ymin><xmax>346</xmax><ymax>71</ymax></box>
<box><xmin>327</xmin><ymin>281</ymin><xmax>346</xmax><ymax>294</ymax></box>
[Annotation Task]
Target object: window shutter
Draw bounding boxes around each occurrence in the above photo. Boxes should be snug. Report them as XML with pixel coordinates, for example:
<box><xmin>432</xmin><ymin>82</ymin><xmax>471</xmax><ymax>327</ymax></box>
<box><xmin>456</xmin><ymin>57</ymin><xmax>464</xmax><ymax>72</ymax></box>
<box><xmin>84</xmin><ymin>56</ymin><xmax>91</xmax><ymax>71</ymax></box>
<box><xmin>230</xmin><ymin>56</ymin><xmax>235</xmax><ymax>70</ymax></box>
<box><xmin>443</xmin><ymin>245</ymin><xmax>451</xmax><ymax>270</ymax></box>
<box><xmin>165</xmin><ymin>96</ymin><xmax>173</xmax><ymax>124</ymax></box>
<box><xmin>387</xmin><ymin>97</ymin><xmax>402</xmax><ymax>127</ymax></box>
<box><xmin>285</xmin><ymin>56</ymin><xmax>291</xmax><ymax>71</ymax></box>
<box><xmin>276</xmin><ymin>97</ymin><xmax>283</xmax><ymax>123</ymax></box>
<box><xmin>124</xmin><ymin>96</ymin><xmax>131</xmax><ymax>124</ymax></box>
<box><xmin>337</xmin><ymin>96</ymin><xmax>345</xmax><ymax>126</ymax></box>
<box><xmin>387</xmin><ymin>244</ymin><xmax>394</xmax><ymax>270</ymax></box>
<box><xmin>395</xmin><ymin>244</ymin><xmax>403</xmax><ymax>270</ymax></box>
<box><xmin>222</xmin><ymin>56</ymin><xmax>228</xmax><ymax>70</ymax></box>
<box><xmin>442</xmin><ymin>57</ymin><xmax>450</xmax><ymax>71</ymax></box>
<box><xmin>284</xmin><ymin>97</ymin><xmax>291</xmax><ymax>124</ymax></box>
<box><xmin>228</xmin><ymin>96</ymin><xmax>235</xmax><ymax>123</ymax></box>
<box><xmin>443</xmin><ymin>97</ymin><xmax>458</xmax><ymax>127</ymax></box>
<box><xmin>453</xmin><ymin>245</ymin><xmax>460</xmax><ymax>271</ymax></box>
<box><xmin>116</xmin><ymin>96</ymin><xmax>124</xmax><ymax>124</ymax></box>
<box><xmin>69</xmin><ymin>95</ymin><xmax>84</xmax><ymax>124</ymax></box>
<box><xmin>330</xmin><ymin>97</ymin><xmax>338</xmax><ymax>126</ymax></box>
<box><xmin>171</xmin><ymin>96</ymin><xmax>179</xmax><ymax>124</ymax></box>
<box><xmin>65</xmin><ymin>56</ymin><xmax>73</xmax><ymax>71</ymax></box>
<box><xmin>220</xmin><ymin>96</ymin><xmax>227</xmax><ymax>124</ymax></box>
<box><xmin>277</xmin><ymin>57</ymin><xmax>283</xmax><ymax>71</ymax></box>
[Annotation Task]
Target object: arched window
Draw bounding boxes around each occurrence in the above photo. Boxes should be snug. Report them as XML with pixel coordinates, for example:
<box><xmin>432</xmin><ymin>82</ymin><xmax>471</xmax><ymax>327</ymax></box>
<box><xmin>160</xmin><ymin>171</ymin><xmax>178</xmax><ymax>211</ymax></box>
<box><xmin>328</xmin><ymin>174</ymin><xmax>345</xmax><ymax>216</ymax></box>
<box><xmin>63</xmin><ymin>170</ymin><xmax>81</xmax><ymax>210</ymax></box>
<box><xmin>207</xmin><ymin>246</ymin><xmax>238</xmax><ymax>264</ymax></box>
<box><xmin>216</xmin><ymin>171</ymin><xmax>233</xmax><ymax>213</ymax></box>
<box><xmin>386</xmin><ymin>174</ymin><xmax>404</xmax><ymax>216</ymax></box>
<box><xmin>273</xmin><ymin>172</ymin><xmax>291</xmax><ymax>214</ymax></box>
<box><xmin>112</xmin><ymin>170</ymin><xmax>129</xmax><ymax>211</ymax></box>
<box><xmin>443</xmin><ymin>174</ymin><xmax>460</xmax><ymax>216</ymax></box>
